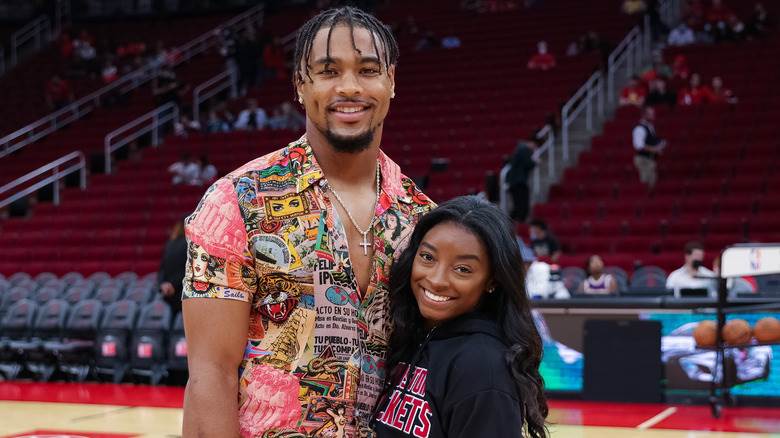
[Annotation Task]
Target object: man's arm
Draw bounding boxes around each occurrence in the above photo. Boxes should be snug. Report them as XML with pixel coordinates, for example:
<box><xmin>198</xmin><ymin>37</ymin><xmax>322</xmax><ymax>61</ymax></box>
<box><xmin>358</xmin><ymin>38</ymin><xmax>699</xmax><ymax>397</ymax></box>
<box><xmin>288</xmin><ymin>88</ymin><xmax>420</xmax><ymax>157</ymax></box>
<box><xmin>182</xmin><ymin>298</ymin><xmax>250</xmax><ymax>437</ymax></box>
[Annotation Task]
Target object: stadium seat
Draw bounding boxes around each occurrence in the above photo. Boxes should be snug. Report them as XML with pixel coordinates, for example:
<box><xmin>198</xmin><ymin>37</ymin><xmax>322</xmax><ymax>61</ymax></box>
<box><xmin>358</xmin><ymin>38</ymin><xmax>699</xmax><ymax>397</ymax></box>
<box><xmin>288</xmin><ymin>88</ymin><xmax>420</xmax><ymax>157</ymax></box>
<box><xmin>0</xmin><ymin>299</ymin><xmax>38</xmax><ymax>380</ymax></box>
<box><xmin>95</xmin><ymin>300</ymin><xmax>139</xmax><ymax>383</ymax></box>
<box><xmin>15</xmin><ymin>300</ymin><xmax>70</xmax><ymax>381</ymax></box>
<box><xmin>44</xmin><ymin>300</ymin><xmax>104</xmax><ymax>382</ymax></box>
<box><xmin>167</xmin><ymin>312</ymin><xmax>188</xmax><ymax>373</ymax></box>
<box><xmin>31</xmin><ymin>287</ymin><xmax>61</xmax><ymax>306</ymax></box>
<box><xmin>130</xmin><ymin>301</ymin><xmax>172</xmax><ymax>384</ymax></box>
<box><xmin>125</xmin><ymin>285</ymin><xmax>155</xmax><ymax>305</ymax></box>
<box><xmin>94</xmin><ymin>285</ymin><xmax>124</xmax><ymax>306</ymax></box>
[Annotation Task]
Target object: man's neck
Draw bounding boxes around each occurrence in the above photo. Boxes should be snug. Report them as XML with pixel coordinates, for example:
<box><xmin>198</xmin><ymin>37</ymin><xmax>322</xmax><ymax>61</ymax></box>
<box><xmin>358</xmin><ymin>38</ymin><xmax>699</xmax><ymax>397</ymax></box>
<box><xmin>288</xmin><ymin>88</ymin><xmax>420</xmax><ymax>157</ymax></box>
<box><xmin>306</xmin><ymin>124</ymin><xmax>382</xmax><ymax>189</ymax></box>
<box><xmin>685</xmin><ymin>264</ymin><xmax>698</xmax><ymax>275</ymax></box>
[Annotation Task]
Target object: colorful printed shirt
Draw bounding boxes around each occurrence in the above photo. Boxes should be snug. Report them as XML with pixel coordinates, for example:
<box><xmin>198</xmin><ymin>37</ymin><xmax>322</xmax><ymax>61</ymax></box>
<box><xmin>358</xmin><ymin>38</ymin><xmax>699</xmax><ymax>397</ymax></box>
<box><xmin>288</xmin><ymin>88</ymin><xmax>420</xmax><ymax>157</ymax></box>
<box><xmin>183</xmin><ymin>136</ymin><xmax>434</xmax><ymax>437</ymax></box>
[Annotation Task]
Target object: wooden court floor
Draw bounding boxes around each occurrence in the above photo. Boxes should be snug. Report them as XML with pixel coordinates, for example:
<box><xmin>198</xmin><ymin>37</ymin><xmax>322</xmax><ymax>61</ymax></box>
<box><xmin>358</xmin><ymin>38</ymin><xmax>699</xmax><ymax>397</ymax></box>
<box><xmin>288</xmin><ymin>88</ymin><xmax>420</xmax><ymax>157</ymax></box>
<box><xmin>1</xmin><ymin>382</ymin><xmax>779</xmax><ymax>437</ymax></box>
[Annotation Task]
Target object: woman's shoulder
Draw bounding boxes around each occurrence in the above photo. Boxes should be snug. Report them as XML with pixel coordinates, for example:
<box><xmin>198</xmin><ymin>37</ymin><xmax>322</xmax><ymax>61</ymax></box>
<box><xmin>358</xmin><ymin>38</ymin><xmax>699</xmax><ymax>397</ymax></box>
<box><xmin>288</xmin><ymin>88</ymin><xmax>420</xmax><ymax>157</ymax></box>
<box><xmin>436</xmin><ymin>331</ymin><xmax>518</xmax><ymax>397</ymax></box>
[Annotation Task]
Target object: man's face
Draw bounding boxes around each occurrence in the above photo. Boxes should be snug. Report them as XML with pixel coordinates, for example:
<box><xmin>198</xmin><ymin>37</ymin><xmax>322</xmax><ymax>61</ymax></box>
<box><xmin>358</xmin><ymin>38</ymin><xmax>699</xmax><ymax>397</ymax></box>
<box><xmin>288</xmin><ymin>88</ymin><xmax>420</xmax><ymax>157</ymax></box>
<box><xmin>529</xmin><ymin>225</ymin><xmax>545</xmax><ymax>240</ymax></box>
<box><xmin>686</xmin><ymin>249</ymin><xmax>704</xmax><ymax>267</ymax></box>
<box><xmin>644</xmin><ymin>107</ymin><xmax>656</xmax><ymax>121</ymax></box>
<box><xmin>297</xmin><ymin>24</ymin><xmax>395</xmax><ymax>153</ymax></box>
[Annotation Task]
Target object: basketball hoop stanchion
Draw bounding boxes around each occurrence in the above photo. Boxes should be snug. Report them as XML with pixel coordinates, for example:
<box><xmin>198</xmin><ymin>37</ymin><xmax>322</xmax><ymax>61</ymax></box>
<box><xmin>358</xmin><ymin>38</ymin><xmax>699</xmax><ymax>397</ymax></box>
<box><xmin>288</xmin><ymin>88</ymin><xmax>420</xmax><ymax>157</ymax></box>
<box><xmin>708</xmin><ymin>243</ymin><xmax>780</xmax><ymax>418</ymax></box>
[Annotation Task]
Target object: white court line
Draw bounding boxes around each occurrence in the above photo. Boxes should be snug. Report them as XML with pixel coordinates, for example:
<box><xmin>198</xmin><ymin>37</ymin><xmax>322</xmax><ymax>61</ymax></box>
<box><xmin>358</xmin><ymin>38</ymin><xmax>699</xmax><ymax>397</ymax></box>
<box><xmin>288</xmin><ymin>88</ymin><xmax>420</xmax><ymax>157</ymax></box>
<box><xmin>636</xmin><ymin>407</ymin><xmax>678</xmax><ymax>430</ymax></box>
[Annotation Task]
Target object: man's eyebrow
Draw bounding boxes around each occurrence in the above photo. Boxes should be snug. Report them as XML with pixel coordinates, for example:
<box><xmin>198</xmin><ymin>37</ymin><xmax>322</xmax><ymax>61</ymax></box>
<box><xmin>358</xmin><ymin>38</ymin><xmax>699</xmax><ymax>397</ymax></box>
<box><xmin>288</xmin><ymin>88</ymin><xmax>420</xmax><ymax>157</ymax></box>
<box><xmin>312</xmin><ymin>55</ymin><xmax>382</xmax><ymax>65</ymax></box>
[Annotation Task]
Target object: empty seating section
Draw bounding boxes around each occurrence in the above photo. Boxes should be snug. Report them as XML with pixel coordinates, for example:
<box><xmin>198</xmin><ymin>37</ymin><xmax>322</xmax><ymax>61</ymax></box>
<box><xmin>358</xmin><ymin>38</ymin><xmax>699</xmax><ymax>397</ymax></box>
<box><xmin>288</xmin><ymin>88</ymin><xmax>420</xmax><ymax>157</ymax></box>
<box><xmin>0</xmin><ymin>271</ymin><xmax>186</xmax><ymax>382</ymax></box>
<box><xmin>0</xmin><ymin>0</ymin><xmax>634</xmax><ymax>276</ymax></box>
<box><xmin>535</xmin><ymin>38</ymin><xmax>780</xmax><ymax>273</ymax></box>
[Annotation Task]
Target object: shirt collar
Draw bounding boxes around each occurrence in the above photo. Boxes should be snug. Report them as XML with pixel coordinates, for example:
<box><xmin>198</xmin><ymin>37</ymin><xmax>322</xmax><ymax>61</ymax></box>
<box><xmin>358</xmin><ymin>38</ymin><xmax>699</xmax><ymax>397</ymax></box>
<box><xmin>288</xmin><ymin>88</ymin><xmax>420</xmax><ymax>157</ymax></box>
<box><xmin>289</xmin><ymin>135</ymin><xmax>412</xmax><ymax>205</ymax></box>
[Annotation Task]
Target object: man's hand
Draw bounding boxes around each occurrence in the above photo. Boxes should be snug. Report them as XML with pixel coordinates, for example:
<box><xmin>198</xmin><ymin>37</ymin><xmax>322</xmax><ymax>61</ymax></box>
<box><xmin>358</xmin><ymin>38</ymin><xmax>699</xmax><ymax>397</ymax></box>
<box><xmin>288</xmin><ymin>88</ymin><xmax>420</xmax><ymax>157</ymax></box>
<box><xmin>160</xmin><ymin>282</ymin><xmax>175</xmax><ymax>297</ymax></box>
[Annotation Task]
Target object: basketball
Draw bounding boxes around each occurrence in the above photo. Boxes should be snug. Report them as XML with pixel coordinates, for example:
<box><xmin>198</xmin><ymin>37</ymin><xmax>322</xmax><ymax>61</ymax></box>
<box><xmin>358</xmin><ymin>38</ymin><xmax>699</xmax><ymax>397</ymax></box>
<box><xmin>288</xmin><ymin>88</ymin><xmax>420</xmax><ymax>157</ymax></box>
<box><xmin>754</xmin><ymin>317</ymin><xmax>780</xmax><ymax>343</ymax></box>
<box><xmin>693</xmin><ymin>320</ymin><xmax>718</xmax><ymax>348</ymax></box>
<box><xmin>722</xmin><ymin>319</ymin><xmax>752</xmax><ymax>346</ymax></box>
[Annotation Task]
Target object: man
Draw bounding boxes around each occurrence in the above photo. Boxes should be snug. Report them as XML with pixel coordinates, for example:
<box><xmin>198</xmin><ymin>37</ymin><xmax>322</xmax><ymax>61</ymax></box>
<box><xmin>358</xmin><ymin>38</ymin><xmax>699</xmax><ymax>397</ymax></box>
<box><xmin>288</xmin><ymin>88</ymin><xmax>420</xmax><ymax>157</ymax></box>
<box><xmin>529</xmin><ymin>218</ymin><xmax>561</xmax><ymax>263</ymax></box>
<box><xmin>619</xmin><ymin>75</ymin><xmax>647</xmax><ymax>107</ymax></box>
<box><xmin>234</xmin><ymin>98</ymin><xmax>269</xmax><ymax>131</ymax></box>
<box><xmin>666</xmin><ymin>241</ymin><xmax>717</xmax><ymax>297</ymax></box>
<box><xmin>667</xmin><ymin>21</ymin><xmax>696</xmax><ymax>46</ymax></box>
<box><xmin>182</xmin><ymin>7</ymin><xmax>433</xmax><ymax>437</ymax></box>
<box><xmin>505</xmin><ymin>137</ymin><xmax>539</xmax><ymax>222</ymax></box>
<box><xmin>632</xmin><ymin>106</ymin><xmax>666</xmax><ymax>189</ymax></box>
<box><xmin>527</xmin><ymin>40</ymin><xmax>556</xmax><ymax>71</ymax></box>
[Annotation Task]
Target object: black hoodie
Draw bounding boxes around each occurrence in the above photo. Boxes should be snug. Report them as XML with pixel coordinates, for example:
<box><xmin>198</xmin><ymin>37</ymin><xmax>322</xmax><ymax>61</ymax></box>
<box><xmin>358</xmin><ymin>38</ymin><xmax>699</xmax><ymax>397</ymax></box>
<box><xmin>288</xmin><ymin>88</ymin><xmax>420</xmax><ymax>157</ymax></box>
<box><xmin>372</xmin><ymin>312</ymin><xmax>524</xmax><ymax>438</ymax></box>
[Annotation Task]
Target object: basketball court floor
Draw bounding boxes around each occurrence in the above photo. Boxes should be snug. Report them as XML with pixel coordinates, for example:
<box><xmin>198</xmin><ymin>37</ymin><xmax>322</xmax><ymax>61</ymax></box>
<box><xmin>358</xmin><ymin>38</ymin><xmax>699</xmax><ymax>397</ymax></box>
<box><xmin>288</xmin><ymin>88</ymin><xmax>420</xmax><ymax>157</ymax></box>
<box><xmin>1</xmin><ymin>382</ymin><xmax>779</xmax><ymax>438</ymax></box>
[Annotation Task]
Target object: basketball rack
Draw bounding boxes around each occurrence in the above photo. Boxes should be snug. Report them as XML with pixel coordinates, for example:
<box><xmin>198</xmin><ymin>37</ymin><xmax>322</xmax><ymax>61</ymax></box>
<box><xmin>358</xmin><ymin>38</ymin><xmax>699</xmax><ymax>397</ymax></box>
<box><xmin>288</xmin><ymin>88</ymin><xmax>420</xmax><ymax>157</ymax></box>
<box><xmin>707</xmin><ymin>243</ymin><xmax>780</xmax><ymax>418</ymax></box>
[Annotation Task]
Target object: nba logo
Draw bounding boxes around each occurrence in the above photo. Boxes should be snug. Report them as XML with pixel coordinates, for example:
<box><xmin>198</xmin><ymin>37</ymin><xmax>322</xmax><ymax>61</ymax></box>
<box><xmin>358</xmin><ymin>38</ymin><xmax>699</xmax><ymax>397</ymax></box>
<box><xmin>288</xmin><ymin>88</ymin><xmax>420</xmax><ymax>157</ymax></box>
<box><xmin>750</xmin><ymin>248</ymin><xmax>761</xmax><ymax>271</ymax></box>
<box><xmin>102</xmin><ymin>341</ymin><xmax>117</xmax><ymax>357</ymax></box>
<box><xmin>137</xmin><ymin>342</ymin><xmax>153</xmax><ymax>358</ymax></box>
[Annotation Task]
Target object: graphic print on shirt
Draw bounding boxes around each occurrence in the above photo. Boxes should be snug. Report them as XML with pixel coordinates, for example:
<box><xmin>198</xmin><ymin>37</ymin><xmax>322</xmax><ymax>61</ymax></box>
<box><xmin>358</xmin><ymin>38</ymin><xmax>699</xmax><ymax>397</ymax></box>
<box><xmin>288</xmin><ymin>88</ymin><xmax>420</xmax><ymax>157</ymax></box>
<box><xmin>376</xmin><ymin>364</ymin><xmax>434</xmax><ymax>438</ymax></box>
<box><xmin>183</xmin><ymin>138</ymin><xmax>435</xmax><ymax>437</ymax></box>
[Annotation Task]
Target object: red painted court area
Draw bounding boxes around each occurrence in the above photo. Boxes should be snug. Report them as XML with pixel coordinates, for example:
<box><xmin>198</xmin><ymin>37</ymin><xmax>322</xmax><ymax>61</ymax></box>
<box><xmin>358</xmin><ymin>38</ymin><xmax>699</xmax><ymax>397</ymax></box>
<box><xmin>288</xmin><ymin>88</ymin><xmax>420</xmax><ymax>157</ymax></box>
<box><xmin>1</xmin><ymin>382</ymin><xmax>779</xmax><ymax>434</ymax></box>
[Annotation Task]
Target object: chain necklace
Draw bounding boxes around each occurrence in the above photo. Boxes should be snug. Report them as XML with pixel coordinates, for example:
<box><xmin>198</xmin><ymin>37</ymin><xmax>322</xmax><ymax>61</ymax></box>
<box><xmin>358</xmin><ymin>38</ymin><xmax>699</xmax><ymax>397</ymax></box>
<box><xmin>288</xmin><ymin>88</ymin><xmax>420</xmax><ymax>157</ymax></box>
<box><xmin>326</xmin><ymin>162</ymin><xmax>381</xmax><ymax>256</ymax></box>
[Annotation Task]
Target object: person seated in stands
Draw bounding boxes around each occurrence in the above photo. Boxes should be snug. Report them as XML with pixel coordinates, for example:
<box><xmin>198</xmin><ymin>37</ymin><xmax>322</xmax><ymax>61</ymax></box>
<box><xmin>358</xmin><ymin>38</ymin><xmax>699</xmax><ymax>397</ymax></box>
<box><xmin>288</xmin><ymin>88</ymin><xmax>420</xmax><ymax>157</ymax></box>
<box><xmin>168</xmin><ymin>153</ymin><xmax>200</xmax><ymax>185</ymax></box>
<box><xmin>73</xmin><ymin>35</ymin><xmax>98</xmax><ymax>78</ymax></box>
<box><xmin>234</xmin><ymin>98</ymin><xmax>268</xmax><ymax>131</ymax></box>
<box><xmin>578</xmin><ymin>255</ymin><xmax>618</xmax><ymax>295</ymax></box>
<box><xmin>101</xmin><ymin>58</ymin><xmax>119</xmax><ymax>84</ymax></box>
<box><xmin>268</xmin><ymin>101</ymin><xmax>306</xmax><ymax>131</ymax></box>
<box><xmin>746</xmin><ymin>2</ymin><xmax>772</xmax><ymax>39</ymax></box>
<box><xmin>666</xmin><ymin>241</ymin><xmax>717</xmax><ymax>297</ymax></box>
<box><xmin>641</xmin><ymin>52</ymin><xmax>672</xmax><ymax>83</ymax></box>
<box><xmin>622</xmin><ymin>0</ymin><xmax>647</xmax><ymax>16</ymax></box>
<box><xmin>205</xmin><ymin>109</ymin><xmax>232</xmax><ymax>133</ymax></box>
<box><xmin>620</xmin><ymin>75</ymin><xmax>647</xmax><ymax>107</ymax></box>
<box><xmin>704</xmin><ymin>0</ymin><xmax>736</xmax><ymax>41</ymax></box>
<box><xmin>669</xmin><ymin>54</ymin><xmax>691</xmax><ymax>91</ymax></box>
<box><xmin>441</xmin><ymin>34</ymin><xmax>462</xmax><ymax>49</ymax></box>
<box><xmin>45</xmin><ymin>75</ymin><xmax>74</xmax><ymax>110</ymax></box>
<box><xmin>197</xmin><ymin>156</ymin><xmax>218</xmax><ymax>186</ymax></box>
<box><xmin>645</xmin><ymin>78</ymin><xmax>676</xmax><ymax>108</ymax></box>
<box><xmin>527</xmin><ymin>40</ymin><xmax>556</xmax><ymax>71</ymax></box>
<box><xmin>668</xmin><ymin>21</ymin><xmax>696</xmax><ymax>46</ymax></box>
<box><xmin>529</xmin><ymin>218</ymin><xmax>561</xmax><ymax>263</ymax></box>
<box><xmin>523</xmin><ymin>245</ymin><xmax>570</xmax><ymax>299</ymax></box>
<box><xmin>677</xmin><ymin>73</ymin><xmax>712</xmax><ymax>106</ymax></box>
<box><xmin>708</xmin><ymin>76</ymin><xmax>738</xmax><ymax>104</ymax></box>
<box><xmin>174</xmin><ymin>115</ymin><xmax>202</xmax><ymax>138</ymax></box>
<box><xmin>153</xmin><ymin>66</ymin><xmax>188</xmax><ymax>108</ymax></box>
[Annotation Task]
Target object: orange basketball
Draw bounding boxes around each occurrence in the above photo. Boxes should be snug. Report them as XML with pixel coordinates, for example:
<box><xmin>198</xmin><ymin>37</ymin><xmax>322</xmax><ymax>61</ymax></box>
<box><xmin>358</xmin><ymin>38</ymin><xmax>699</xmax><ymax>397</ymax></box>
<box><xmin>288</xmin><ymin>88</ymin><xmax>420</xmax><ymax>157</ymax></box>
<box><xmin>693</xmin><ymin>320</ymin><xmax>717</xmax><ymax>347</ymax></box>
<box><xmin>722</xmin><ymin>319</ymin><xmax>752</xmax><ymax>346</ymax></box>
<box><xmin>754</xmin><ymin>317</ymin><xmax>780</xmax><ymax>343</ymax></box>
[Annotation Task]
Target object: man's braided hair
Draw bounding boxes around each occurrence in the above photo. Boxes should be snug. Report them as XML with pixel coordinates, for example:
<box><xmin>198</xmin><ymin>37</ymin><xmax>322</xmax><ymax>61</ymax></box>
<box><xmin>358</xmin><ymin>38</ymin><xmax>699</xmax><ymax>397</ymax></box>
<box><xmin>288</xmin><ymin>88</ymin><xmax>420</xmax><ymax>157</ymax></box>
<box><xmin>293</xmin><ymin>6</ymin><xmax>399</xmax><ymax>85</ymax></box>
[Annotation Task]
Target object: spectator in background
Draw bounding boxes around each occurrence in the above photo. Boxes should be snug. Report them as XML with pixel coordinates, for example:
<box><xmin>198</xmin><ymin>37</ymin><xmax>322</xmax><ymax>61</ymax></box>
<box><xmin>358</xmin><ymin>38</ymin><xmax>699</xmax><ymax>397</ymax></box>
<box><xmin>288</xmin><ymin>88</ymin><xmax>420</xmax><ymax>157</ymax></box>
<box><xmin>174</xmin><ymin>115</ymin><xmax>202</xmax><ymax>138</ymax></box>
<box><xmin>704</xmin><ymin>0</ymin><xmax>735</xmax><ymax>41</ymax></box>
<box><xmin>234</xmin><ymin>98</ymin><xmax>268</xmax><ymax>130</ymax></box>
<box><xmin>620</xmin><ymin>75</ymin><xmax>647</xmax><ymax>107</ymax></box>
<box><xmin>101</xmin><ymin>58</ymin><xmax>119</xmax><ymax>84</ymax></box>
<box><xmin>524</xmin><ymin>248</ymin><xmax>570</xmax><ymax>299</ymax></box>
<box><xmin>579</xmin><ymin>255</ymin><xmax>618</xmax><ymax>295</ymax></box>
<box><xmin>671</xmin><ymin>54</ymin><xmax>691</xmax><ymax>84</ymax></box>
<box><xmin>529</xmin><ymin>218</ymin><xmax>561</xmax><ymax>262</ymax></box>
<box><xmin>505</xmin><ymin>137</ymin><xmax>538</xmax><ymax>222</ymax></box>
<box><xmin>415</xmin><ymin>31</ymin><xmax>439</xmax><ymax>51</ymax></box>
<box><xmin>746</xmin><ymin>2</ymin><xmax>771</xmax><ymax>39</ymax></box>
<box><xmin>205</xmin><ymin>109</ymin><xmax>232</xmax><ymax>133</ymax></box>
<box><xmin>168</xmin><ymin>154</ymin><xmax>200</xmax><ymax>185</ymax></box>
<box><xmin>158</xmin><ymin>217</ymin><xmax>188</xmax><ymax>316</ymax></box>
<box><xmin>641</xmin><ymin>52</ymin><xmax>673</xmax><ymax>82</ymax></box>
<box><xmin>73</xmin><ymin>36</ymin><xmax>98</xmax><ymax>77</ymax></box>
<box><xmin>219</xmin><ymin>28</ymin><xmax>238</xmax><ymax>81</ymax></box>
<box><xmin>666</xmin><ymin>241</ymin><xmax>717</xmax><ymax>297</ymax></box>
<box><xmin>678</xmin><ymin>73</ymin><xmax>712</xmax><ymax>106</ymax></box>
<box><xmin>263</xmin><ymin>37</ymin><xmax>287</xmax><ymax>80</ymax></box>
<box><xmin>622</xmin><ymin>0</ymin><xmax>647</xmax><ymax>16</ymax></box>
<box><xmin>152</xmin><ymin>66</ymin><xmax>187</xmax><ymax>108</ymax></box>
<box><xmin>668</xmin><ymin>21</ymin><xmax>696</xmax><ymax>46</ymax></box>
<box><xmin>632</xmin><ymin>106</ymin><xmax>666</xmax><ymax>189</ymax></box>
<box><xmin>441</xmin><ymin>34</ymin><xmax>462</xmax><ymax>49</ymax></box>
<box><xmin>709</xmin><ymin>76</ymin><xmax>738</xmax><ymax>104</ymax></box>
<box><xmin>45</xmin><ymin>75</ymin><xmax>74</xmax><ymax>110</ymax></box>
<box><xmin>527</xmin><ymin>40</ymin><xmax>556</xmax><ymax>71</ymax></box>
<box><xmin>268</xmin><ymin>101</ymin><xmax>306</xmax><ymax>131</ymax></box>
<box><xmin>197</xmin><ymin>156</ymin><xmax>218</xmax><ymax>186</ymax></box>
<box><xmin>645</xmin><ymin>78</ymin><xmax>676</xmax><ymax>108</ymax></box>
<box><xmin>59</xmin><ymin>30</ymin><xmax>74</xmax><ymax>60</ymax></box>
<box><xmin>236</xmin><ymin>30</ymin><xmax>264</xmax><ymax>94</ymax></box>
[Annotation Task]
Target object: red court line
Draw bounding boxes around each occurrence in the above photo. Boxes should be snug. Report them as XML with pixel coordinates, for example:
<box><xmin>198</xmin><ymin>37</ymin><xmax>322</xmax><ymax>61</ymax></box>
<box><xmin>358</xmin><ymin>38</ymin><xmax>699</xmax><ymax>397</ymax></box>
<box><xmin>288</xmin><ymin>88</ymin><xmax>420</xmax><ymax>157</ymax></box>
<box><xmin>548</xmin><ymin>400</ymin><xmax>780</xmax><ymax>434</ymax></box>
<box><xmin>0</xmin><ymin>382</ymin><xmax>184</xmax><ymax>408</ymax></box>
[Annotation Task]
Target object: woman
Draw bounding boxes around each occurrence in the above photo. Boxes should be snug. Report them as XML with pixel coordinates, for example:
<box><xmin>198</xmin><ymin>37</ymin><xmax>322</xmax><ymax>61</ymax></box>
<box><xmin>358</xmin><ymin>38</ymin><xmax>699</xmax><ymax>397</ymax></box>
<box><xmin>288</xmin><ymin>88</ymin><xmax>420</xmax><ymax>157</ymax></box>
<box><xmin>579</xmin><ymin>255</ymin><xmax>618</xmax><ymax>295</ymax></box>
<box><xmin>372</xmin><ymin>196</ymin><xmax>548</xmax><ymax>438</ymax></box>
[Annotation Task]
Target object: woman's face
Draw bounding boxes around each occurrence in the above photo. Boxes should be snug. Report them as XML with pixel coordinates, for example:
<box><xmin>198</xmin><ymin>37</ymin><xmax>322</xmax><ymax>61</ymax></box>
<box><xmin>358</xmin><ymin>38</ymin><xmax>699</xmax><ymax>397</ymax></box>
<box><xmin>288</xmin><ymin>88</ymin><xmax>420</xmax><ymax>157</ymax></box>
<box><xmin>387</xmin><ymin>214</ymin><xmax>398</xmax><ymax>230</ymax></box>
<box><xmin>410</xmin><ymin>222</ymin><xmax>492</xmax><ymax>327</ymax></box>
<box><xmin>589</xmin><ymin>255</ymin><xmax>604</xmax><ymax>274</ymax></box>
<box><xmin>192</xmin><ymin>246</ymin><xmax>209</xmax><ymax>279</ymax></box>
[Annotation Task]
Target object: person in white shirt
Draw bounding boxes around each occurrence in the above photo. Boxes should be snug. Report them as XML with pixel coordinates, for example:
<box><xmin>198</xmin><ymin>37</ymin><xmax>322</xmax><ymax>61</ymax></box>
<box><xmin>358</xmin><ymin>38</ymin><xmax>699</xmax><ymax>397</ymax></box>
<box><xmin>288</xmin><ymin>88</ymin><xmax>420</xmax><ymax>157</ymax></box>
<box><xmin>666</xmin><ymin>241</ymin><xmax>718</xmax><ymax>297</ymax></box>
<box><xmin>197</xmin><ymin>155</ymin><xmax>218</xmax><ymax>186</ymax></box>
<box><xmin>168</xmin><ymin>154</ymin><xmax>200</xmax><ymax>185</ymax></box>
<box><xmin>668</xmin><ymin>22</ymin><xmax>696</xmax><ymax>46</ymax></box>
<box><xmin>520</xmin><ymin>242</ymin><xmax>570</xmax><ymax>299</ymax></box>
<box><xmin>234</xmin><ymin>98</ymin><xmax>268</xmax><ymax>130</ymax></box>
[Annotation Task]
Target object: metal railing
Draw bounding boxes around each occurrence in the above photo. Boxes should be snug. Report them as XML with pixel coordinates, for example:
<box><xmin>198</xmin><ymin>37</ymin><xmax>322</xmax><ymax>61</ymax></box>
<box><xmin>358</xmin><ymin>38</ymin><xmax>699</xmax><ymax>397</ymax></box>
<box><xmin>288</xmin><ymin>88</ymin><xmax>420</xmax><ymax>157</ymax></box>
<box><xmin>0</xmin><ymin>47</ymin><xmax>5</xmax><ymax>76</ymax></box>
<box><xmin>607</xmin><ymin>27</ymin><xmax>645</xmax><ymax>104</ymax></box>
<box><xmin>104</xmin><ymin>102</ymin><xmax>179</xmax><ymax>174</ymax></box>
<box><xmin>530</xmin><ymin>124</ymin><xmax>555</xmax><ymax>198</ymax></box>
<box><xmin>0</xmin><ymin>151</ymin><xmax>86</xmax><ymax>209</ymax></box>
<box><xmin>0</xmin><ymin>3</ymin><xmax>264</xmax><ymax>159</ymax></box>
<box><xmin>561</xmin><ymin>71</ymin><xmax>605</xmax><ymax>163</ymax></box>
<box><xmin>193</xmin><ymin>69</ymin><xmax>237</xmax><ymax>121</ymax></box>
<box><xmin>10</xmin><ymin>16</ymin><xmax>51</xmax><ymax>66</ymax></box>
